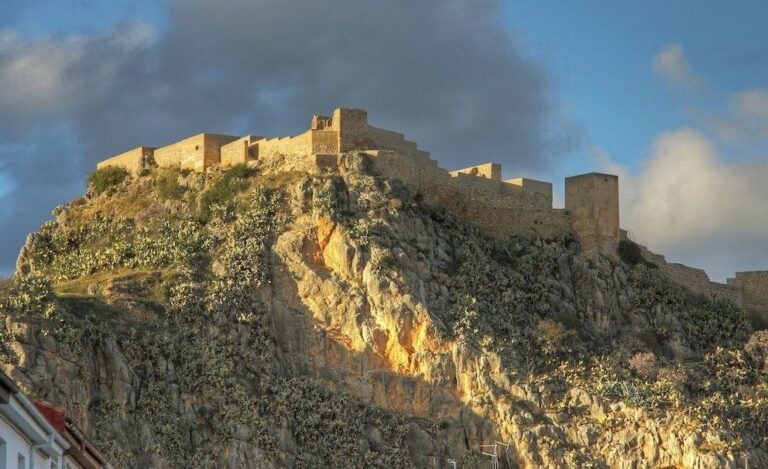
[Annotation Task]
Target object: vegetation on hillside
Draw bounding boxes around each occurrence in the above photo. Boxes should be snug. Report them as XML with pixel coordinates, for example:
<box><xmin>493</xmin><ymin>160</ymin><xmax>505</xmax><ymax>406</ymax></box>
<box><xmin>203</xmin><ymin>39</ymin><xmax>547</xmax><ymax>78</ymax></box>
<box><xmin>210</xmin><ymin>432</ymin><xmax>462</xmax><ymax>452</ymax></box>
<box><xmin>88</xmin><ymin>166</ymin><xmax>129</xmax><ymax>195</ymax></box>
<box><xmin>618</xmin><ymin>239</ymin><xmax>643</xmax><ymax>265</ymax></box>
<box><xmin>154</xmin><ymin>169</ymin><xmax>188</xmax><ymax>200</ymax></box>
<box><xmin>1</xmin><ymin>161</ymin><xmax>767</xmax><ymax>465</ymax></box>
<box><xmin>424</xmin><ymin>210</ymin><xmax>764</xmax><ymax>451</ymax></box>
<box><xmin>1</xmin><ymin>167</ymin><xmax>432</xmax><ymax>467</ymax></box>
<box><xmin>295</xmin><ymin>166</ymin><xmax>768</xmax><ymax>455</ymax></box>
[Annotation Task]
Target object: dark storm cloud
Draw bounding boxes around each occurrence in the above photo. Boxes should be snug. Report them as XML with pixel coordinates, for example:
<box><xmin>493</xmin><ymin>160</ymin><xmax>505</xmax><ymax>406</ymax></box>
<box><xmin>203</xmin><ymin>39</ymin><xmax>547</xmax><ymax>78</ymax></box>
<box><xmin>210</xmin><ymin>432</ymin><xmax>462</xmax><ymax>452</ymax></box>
<box><xmin>0</xmin><ymin>0</ymin><xmax>568</xmax><ymax>274</ymax></box>
<box><xmin>0</xmin><ymin>24</ymin><xmax>154</xmax><ymax>272</ymax></box>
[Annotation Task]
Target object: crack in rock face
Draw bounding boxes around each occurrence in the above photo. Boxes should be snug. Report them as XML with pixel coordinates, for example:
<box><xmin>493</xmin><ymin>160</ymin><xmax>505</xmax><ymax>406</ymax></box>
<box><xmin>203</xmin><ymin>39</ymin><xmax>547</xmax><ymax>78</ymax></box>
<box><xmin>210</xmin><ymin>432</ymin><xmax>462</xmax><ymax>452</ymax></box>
<box><xmin>0</xmin><ymin>156</ymin><xmax>765</xmax><ymax>468</ymax></box>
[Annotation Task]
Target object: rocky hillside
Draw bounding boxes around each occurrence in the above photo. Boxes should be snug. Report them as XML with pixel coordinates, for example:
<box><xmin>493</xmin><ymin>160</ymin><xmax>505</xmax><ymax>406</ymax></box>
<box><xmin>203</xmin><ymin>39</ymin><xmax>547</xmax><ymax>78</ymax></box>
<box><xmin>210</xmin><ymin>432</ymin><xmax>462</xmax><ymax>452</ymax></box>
<box><xmin>2</xmin><ymin>154</ymin><xmax>768</xmax><ymax>468</ymax></box>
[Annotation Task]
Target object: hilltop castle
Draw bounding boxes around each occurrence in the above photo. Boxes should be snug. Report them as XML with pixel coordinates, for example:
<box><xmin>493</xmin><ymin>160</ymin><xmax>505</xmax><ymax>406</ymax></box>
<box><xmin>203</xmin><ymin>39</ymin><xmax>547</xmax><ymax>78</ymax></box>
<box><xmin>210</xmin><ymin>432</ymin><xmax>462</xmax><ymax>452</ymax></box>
<box><xmin>98</xmin><ymin>108</ymin><xmax>620</xmax><ymax>249</ymax></box>
<box><xmin>97</xmin><ymin>108</ymin><xmax>768</xmax><ymax>326</ymax></box>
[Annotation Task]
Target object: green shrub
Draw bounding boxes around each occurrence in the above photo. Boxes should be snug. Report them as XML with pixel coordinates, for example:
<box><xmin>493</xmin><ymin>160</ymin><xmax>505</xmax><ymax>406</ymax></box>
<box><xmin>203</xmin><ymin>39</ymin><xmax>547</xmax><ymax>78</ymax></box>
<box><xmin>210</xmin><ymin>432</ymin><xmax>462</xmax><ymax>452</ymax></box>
<box><xmin>745</xmin><ymin>330</ymin><xmax>768</xmax><ymax>370</ymax></box>
<box><xmin>5</xmin><ymin>271</ymin><xmax>56</xmax><ymax>318</ymax></box>
<box><xmin>226</xmin><ymin>163</ymin><xmax>253</xmax><ymax>180</ymax></box>
<box><xmin>312</xmin><ymin>179</ymin><xmax>342</xmax><ymax>220</ymax></box>
<box><xmin>198</xmin><ymin>165</ymin><xmax>254</xmax><ymax>221</ymax></box>
<box><xmin>629</xmin><ymin>264</ymin><xmax>683</xmax><ymax>310</ymax></box>
<box><xmin>595</xmin><ymin>380</ymin><xmax>652</xmax><ymax>407</ymax></box>
<box><xmin>155</xmin><ymin>170</ymin><xmax>187</xmax><ymax>200</ymax></box>
<box><xmin>0</xmin><ymin>325</ymin><xmax>17</xmax><ymax>364</ymax></box>
<box><xmin>88</xmin><ymin>166</ymin><xmax>129</xmax><ymax>195</ymax></box>
<box><xmin>270</xmin><ymin>377</ymin><xmax>423</xmax><ymax>467</ymax></box>
<box><xmin>535</xmin><ymin>318</ymin><xmax>583</xmax><ymax>366</ymax></box>
<box><xmin>618</xmin><ymin>239</ymin><xmax>643</xmax><ymax>265</ymax></box>
<box><xmin>628</xmin><ymin>351</ymin><xmax>657</xmax><ymax>379</ymax></box>
<box><xmin>0</xmin><ymin>277</ymin><xmax>12</xmax><ymax>301</ymax></box>
<box><xmin>680</xmin><ymin>297</ymin><xmax>749</xmax><ymax>351</ymax></box>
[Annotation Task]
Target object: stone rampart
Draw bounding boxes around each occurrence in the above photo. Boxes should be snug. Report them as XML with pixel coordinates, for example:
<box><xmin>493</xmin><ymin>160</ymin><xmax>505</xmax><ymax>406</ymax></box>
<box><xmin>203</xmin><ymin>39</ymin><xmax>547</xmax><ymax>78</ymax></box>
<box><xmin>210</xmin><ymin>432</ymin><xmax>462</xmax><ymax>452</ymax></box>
<box><xmin>97</xmin><ymin>147</ymin><xmax>155</xmax><ymax>176</ymax></box>
<box><xmin>310</xmin><ymin>130</ymin><xmax>338</xmax><ymax>154</ymax></box>
<box><xmin>253</xmin><ymin>129</ymin><xmax>339</xmax><ymax>158</ymax></box>
<box><xmin>93</xmin><ymin>107</ymin><xmax>593</xmax><ymax>247</ymax></box>
<box><xmin>220</xmin><ymin>135</ymin><xmax>262</xmax><ymax>168</ymax></box>
<box><xmin>449</xmin><ymin>163</ymin><xmax>502</xmax><ymax>181</ymax></box>
<box><xmin>506</xmin><ymin>178</ymin><xmax>553</xmax><ymax>206</ymax></box>
<box><xmin>362</xmin><ymin>150</ymin><xmax>567</xmax><ymax>239</ymax></box>
<box><xmin>253</xmin><ymin>135</ymin><xmax>298</xmax><ymax>158</ymax></box>
<box><xmin>96</xmin><ymin>108</ymin><xmax>432</xmax><ymax>175</ymax></box>
<box><xmin>663</xmin><ymin>263</ymin><xmax>742</xmax><ymax>304</ymax></box>
<box><xmin>92</xmin><ymin>106</ymin><xmax>768</xmax><ymax>327</ymax></box>
<box><xmin>367</xmin><ymin>126</ymin><xmax>433</xmax><ymax>164</ymax></box>
<box><xmin>631</xmin><ymin>237</ymin><xmax>768</xmax><ymax>324</ymax></box>
<box><xmin>255</xmin><ymin>151</ymin><xmax>339</xmax><ymax>175</ymax></box>
<box><xmin>93</xmin><ymin>107</ymin><xmax>597</xmax><ymax>248</ymax></box>
<box><xmin>728</xmin><ymin>271</ymin><xmax>768</xmax><ymax>328</ymax></box>
<box><xmin>154</xmin><ymin>133</ymin><xmax>238</xmax><ymax>172</ymax></box>
<box><xmin>636</xmin><ymin>244</ymin><xmax>743</xmax><ymax>305</ymax></box>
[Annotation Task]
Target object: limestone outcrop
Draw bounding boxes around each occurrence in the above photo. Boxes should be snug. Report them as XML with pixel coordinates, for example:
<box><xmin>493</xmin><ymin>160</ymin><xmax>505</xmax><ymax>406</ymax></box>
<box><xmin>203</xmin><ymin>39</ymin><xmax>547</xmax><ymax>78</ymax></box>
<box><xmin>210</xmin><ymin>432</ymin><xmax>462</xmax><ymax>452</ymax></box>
<box><xmin>2</xmin><ymin>149</ymin><xmax>767</xmax><ymax>468</ymax></box>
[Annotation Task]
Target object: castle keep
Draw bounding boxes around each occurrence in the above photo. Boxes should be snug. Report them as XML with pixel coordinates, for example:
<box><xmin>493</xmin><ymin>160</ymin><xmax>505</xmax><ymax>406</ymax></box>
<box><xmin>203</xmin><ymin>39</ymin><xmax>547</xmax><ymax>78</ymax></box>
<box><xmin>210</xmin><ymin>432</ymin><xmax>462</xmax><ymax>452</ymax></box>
<box><xmin>97</xmin><ymin>108</ymin><xmax>768</xmax><ymax>323</ymax></box>
<box><xmin>97</xmin><ymin>108</ymin><xmax>614</xmax><ymax>247</ymax></box>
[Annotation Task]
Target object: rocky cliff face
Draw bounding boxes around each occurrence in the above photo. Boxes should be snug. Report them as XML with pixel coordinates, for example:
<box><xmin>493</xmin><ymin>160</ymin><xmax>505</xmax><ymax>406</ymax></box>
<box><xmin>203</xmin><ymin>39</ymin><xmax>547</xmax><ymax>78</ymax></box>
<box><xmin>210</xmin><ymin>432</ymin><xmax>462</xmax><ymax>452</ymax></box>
<box><xmin>2</xmin><ymin>155</ymin><xmax>768</xmax><ymax>468</ymax></box>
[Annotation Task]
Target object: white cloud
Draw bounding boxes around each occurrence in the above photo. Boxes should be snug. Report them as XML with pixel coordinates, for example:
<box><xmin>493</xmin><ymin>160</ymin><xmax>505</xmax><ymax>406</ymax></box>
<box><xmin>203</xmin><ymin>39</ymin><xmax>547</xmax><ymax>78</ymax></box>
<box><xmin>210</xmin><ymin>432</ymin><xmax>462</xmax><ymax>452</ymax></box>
<box><xmin>0</xmin><ymin>0</ymin><xmax>568</xmax><ymax>274</ymax></box>
<box><xmin>0</xmin><ymin>24</ymin><xmax>152</xmax><ymax>115</ymax></box>
<box><xmin>652</xmin><ymin>43</ymin><xmax>703</xmax><ymax>88</ymax></box>
<box><xmin>734</xmin><ymin>88</ymin><xmax>768</xmax><ymax>121</ymax></box>
<box><xmin>727</xmin><ymin>88</ymin><xmax>768</xmax><ymax>140</ymax></box>
<box><xmin>0</xmin><ymin>34</ymin><xmax>83</xmax><ymax>112</ymax></box>
<box><xmin>697</xmin><ymin>88</ymin><xmax>768</xmax><ymax>143</ymax></box>
<box><xmin>598</xmin><ymin>129</ymin><xmax>768</xmax><ymax>281</ymax></box>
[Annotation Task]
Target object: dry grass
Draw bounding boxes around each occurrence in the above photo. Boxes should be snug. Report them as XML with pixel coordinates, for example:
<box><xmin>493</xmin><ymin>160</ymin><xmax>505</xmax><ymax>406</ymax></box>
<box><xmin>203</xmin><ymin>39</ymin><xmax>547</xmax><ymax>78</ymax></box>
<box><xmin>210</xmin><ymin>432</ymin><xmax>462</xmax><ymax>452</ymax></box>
<box><xmin>54</xmin><ymin>267</ymin><xmax>176</xmax><ymax>302</ymax></box>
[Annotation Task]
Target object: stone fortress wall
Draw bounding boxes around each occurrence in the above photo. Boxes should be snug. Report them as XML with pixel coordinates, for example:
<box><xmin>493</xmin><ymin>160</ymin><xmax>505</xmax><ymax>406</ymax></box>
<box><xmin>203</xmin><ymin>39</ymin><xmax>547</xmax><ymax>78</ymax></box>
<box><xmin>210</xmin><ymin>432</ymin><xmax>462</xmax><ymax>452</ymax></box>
<box><xmin>220</xmin><ymin>135</ymin><xmax>262</xmax><ymax>168</ymax></box>
<box><xmin>728</xmin><ymin>271</ymin><xmax>768</xmax><ymax>328</ymax></box>
<box><xmin>153</xmin><ymin>133</ymin><xmax>239</xmax><ymax>173</ymax></box>
<box><xmin>97</xmin><ymin>108</ymin><xmax>605</xmax><ymax>244</ymax></box>
<box><xmin>628</xmin><ymin>234</ymin><xmax>744</xmax><ymax>305</ymax></box>
<box><xmin>96</xmin><ymin>107</ymin><xmax>768</xmax><ymax>325</ymax></box>
<box><xmin>627</xmin><ymin>230</ymin><xmax>768</xmax><ymax>325</ymax></box>
<box><xmin>96</xmin><ymin>147</ymin><xmax>155</xmax><ymax>176</ymax></box>
<box><xmin>363</xmin><ymin>149</ymin><xmax>570</xmax><ymax>240</ymax></box>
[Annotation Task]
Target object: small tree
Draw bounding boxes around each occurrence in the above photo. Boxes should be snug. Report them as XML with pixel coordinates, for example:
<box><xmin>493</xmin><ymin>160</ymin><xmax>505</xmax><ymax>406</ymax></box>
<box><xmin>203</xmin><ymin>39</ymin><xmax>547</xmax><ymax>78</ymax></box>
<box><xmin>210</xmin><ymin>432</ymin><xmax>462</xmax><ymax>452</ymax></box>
<box><xmin>156</xmin><ymin>170</ymin><xmax>187</xmax><ymax>200</ymax></box>
<box><xmin>88</xmin><ymin>166</ymin><xmax>129</xmax><ymax>195</ymax></box>
<box><xmin>618</xmin><ymin>239</ymin><xmax>644</xmax><ymax>265</ymax></box>
<box><xmin>5</xmin><ymin>272</ymin><xmax>56</xmax><ymax>318</ymax></box>
<box><xmin>745</xmin><ymin>330</ymin><xmax>768</xmax><ymax>371</ymax></box>
<box><xmin>198</xmin><ymin>165</ymin><xmax>254</xmax><ymax>222</ymax></box>
<box><xmin>628</xmin><ymin>351</ymin><xmax>657</xmax><ymax>379</ymax></box>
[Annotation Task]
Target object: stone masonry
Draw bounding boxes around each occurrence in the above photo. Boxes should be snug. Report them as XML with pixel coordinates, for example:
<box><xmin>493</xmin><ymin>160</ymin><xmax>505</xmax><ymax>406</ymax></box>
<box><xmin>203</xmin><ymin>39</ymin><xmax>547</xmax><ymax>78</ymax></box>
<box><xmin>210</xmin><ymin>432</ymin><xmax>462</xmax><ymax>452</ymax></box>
<box><xmin>95</xmin><ymin>107</ymin><xmax>767</xmax><ymax>325</ymax></box>
<box><xmin>565</xmin><ymin>173</ymin><xmax>620</xmax><ymax>253</ymax></box>
<box><xmin>96</xmin><ymin>146</ymin><xmax>155</xmax><ymax>176</ymax></box>
<box><xmin>627</xmin><ymin>231</ymin><xmax>768</xmax><ymax>326</ymax></box>
<box><xmin>153</xmin><ymin>133</ymin><xmax>239</xmax><ymax>172</ymax></box>
<box><xmin>728</xmin><ymin>272</ymin><xmax>768</xmax><ymax>329</ymax></box>
<box><xmin>95</xmin><ymin>108</ymin><xmax>616</xmax><ymax>249</ymax></box>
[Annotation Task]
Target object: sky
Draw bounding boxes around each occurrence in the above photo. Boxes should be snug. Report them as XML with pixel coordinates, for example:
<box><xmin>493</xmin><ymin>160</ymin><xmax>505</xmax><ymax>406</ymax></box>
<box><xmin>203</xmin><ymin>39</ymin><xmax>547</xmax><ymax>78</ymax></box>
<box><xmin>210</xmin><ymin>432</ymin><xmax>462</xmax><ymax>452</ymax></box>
<box><xmin>0</xmin><ymin>0</ymin><xmax>766</xmax><ymax>282</ymax></box>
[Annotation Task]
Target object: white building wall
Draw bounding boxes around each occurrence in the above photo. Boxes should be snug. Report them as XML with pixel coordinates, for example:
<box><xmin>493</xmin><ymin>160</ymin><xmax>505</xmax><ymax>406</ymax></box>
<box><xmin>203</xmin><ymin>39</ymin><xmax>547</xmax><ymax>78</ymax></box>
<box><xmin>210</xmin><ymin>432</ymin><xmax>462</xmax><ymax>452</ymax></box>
<box><xmin>0</xmin><ymin>394</ymin><xmax>71</xmax><ymax>469</ymax></box>
<box><xmin>0</xmin><ymin>416</ymin><xmax>64</xmax><ymax>469</ymax></box>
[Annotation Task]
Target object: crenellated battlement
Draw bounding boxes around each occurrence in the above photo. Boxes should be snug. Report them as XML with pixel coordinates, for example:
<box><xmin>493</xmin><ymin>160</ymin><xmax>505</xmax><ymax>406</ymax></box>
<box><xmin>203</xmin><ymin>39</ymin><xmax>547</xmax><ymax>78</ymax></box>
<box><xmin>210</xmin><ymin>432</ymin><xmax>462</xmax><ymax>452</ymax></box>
<box><xmin>96</xmin><ymin>107</ymin><xmax>618</xmax><ymax>250</ymax></box>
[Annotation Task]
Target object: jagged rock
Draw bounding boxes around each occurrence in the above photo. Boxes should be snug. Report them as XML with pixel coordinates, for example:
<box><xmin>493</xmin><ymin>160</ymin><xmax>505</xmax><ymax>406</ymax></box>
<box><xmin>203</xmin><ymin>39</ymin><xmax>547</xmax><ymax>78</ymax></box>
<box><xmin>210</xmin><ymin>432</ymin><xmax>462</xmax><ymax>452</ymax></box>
<box><xmin>0</xmin><ymin>159</ymin><xmax>764</xmax><ymax>469</ymax></box>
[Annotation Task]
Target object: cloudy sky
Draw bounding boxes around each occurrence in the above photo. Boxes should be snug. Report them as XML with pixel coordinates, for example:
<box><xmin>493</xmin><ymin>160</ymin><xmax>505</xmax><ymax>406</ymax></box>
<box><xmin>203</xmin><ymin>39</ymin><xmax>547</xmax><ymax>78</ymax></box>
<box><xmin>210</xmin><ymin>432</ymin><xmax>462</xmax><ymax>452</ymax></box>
<box><xmin>0</xmin><ymin>0</ymin><xmax>766</xmax><ymax>282</ymax></box>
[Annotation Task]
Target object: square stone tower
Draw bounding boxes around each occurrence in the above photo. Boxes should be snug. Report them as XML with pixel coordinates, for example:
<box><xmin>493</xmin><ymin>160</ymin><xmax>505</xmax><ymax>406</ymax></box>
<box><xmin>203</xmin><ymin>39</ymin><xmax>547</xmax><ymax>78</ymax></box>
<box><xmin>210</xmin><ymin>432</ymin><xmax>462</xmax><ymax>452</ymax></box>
<box><xmin>728</xmin><ymin>271</ymin><xmax>768</xmax><ymax>329</ymax></box>
<box><xmin>565</xmin><ymin>172</ymin><xmax>620</xmax><ymax>252</ymax></box>
<box><xmin>331</xmin><ymin>108</ymin><xmax>369</xmax><ymax>152</ymax></box>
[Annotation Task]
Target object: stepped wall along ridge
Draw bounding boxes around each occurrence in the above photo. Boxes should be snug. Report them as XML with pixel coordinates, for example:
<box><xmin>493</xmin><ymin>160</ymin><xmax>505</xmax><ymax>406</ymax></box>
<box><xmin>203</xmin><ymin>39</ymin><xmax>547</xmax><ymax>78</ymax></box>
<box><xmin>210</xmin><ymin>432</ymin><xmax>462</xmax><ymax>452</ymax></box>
<box><xmin>96</xmin><ymin>107</ymin><xmax>768</xmax><ymax>324</ymax></box>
